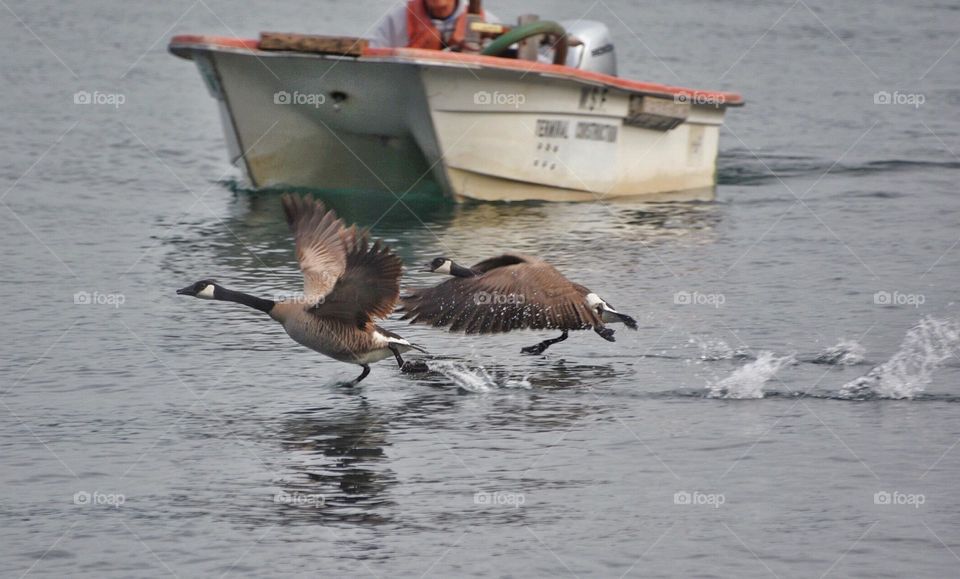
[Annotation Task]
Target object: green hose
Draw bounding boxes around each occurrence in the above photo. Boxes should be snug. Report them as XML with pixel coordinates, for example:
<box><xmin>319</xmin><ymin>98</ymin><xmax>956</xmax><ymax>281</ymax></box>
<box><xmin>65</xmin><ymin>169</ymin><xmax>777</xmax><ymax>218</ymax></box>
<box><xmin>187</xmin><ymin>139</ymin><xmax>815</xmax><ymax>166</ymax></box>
<box><xmin>481</xmin><ymin>21</ymin><xmax>568</xmax><ymax>65</ymax></box>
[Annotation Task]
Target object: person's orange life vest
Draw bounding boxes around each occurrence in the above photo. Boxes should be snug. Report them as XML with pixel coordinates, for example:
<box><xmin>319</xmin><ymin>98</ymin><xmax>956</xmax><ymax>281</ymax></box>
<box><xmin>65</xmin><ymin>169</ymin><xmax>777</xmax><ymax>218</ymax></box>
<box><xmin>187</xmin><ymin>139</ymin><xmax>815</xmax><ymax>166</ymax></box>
<box><xmin>406</xmin><ymin>0</ymin><xmax>483</xmax><ymax>50</ymax></box>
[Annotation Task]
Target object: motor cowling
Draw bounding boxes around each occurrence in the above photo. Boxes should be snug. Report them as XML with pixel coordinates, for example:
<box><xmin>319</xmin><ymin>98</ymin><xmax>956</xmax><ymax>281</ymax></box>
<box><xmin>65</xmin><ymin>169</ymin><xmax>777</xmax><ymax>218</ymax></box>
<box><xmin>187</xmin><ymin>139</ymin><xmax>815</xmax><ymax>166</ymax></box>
<box><xmin>560</xmin><ymin>20</ymin><xmax>617</xmax><ymax>76</ymax></box>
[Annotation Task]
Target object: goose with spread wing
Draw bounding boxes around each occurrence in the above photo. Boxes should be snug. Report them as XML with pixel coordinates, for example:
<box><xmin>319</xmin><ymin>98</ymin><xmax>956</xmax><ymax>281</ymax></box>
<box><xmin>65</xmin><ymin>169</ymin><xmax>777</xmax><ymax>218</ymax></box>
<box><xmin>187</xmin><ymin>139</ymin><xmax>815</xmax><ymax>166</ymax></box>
<box><xmin>399</xmin><ymin>254</ymin><xmax>638</xmax><ymax>354</ymax></box>
<box><xmin>177</xmin><ymin>194</ymin><xmax>426</xmax><ymax>385</ymax></box>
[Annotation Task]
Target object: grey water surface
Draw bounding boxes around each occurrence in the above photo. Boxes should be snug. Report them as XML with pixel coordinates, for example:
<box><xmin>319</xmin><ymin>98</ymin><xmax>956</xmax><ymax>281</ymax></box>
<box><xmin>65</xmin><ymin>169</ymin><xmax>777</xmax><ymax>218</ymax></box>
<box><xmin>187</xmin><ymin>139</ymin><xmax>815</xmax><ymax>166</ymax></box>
<box><xmin>2</xmin><ymin>0</ymin><xmax>960</xmax><ymax>577</ymax></box>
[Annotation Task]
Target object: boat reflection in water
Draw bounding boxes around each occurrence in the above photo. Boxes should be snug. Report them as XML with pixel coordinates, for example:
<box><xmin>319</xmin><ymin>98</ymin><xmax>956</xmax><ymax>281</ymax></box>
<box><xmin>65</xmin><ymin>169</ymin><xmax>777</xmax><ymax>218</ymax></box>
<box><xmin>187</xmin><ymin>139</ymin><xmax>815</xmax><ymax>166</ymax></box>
<box><xmin>206</xmin><ymin>184</ymin><xmax>723</xmax><ymax>265</ymax></box>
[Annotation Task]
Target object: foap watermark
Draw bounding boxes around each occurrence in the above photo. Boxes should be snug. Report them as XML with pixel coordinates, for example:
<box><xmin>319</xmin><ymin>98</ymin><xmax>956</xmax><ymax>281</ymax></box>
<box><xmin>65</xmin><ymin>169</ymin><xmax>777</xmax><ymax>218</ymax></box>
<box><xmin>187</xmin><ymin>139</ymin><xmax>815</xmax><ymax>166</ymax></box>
<box><xmin>74</xmin><ymin>291</ymin><xmax>125</xmax><ymax>308</ymax></box>
<box><xmin>674</xmin><ymin>290</ymin><xmax>725</xmax><ymax>308</ymax></box>
<box><xmin>274</xmin><ymin>90</ymin><xmax>326</xmax><ymax>108</ymax></box>
<box><xmin>874</xmin><ymin>91</ymin><xmax>925</xmax><ymax>109</ymax></box>
<box><xmin>473</xmin><ymin>291</ymin><xmax>525</xmax><ymax>306</ymax></box>
<box><xmin>474</xmin><ymin>490</ymin><xmax>525</xmax><ymax>508</ymax></box>
<box><xmin>674</xmin><ymin>490</ymin><xmax>725</xmax><ymax>509</ymax></box>
<box><xmin>675</xmin><ymin>93</ymin><xmax>726</xmax><ymax>106</ymax></box>
<box><xmin>873</xmin><ymin>291</ymin><xmax>924</xmax><ymax>308</ymax></box>
<box><xmin>73</xmin><ymin>90</ymin><xmax>125</xmax><ymax>108</ymax></box>
<box><xmin>274</xmin><ymin>490</ymin><xmax>325</xmax><ymax>508</ymax></box>
<box><xmin>874</xmin><ymin>490</ymin><xmax>925</xmax><ymax>509</ymax></box>
<box><xmin>73</xmin><ymin>490</ymin><xmax>125</xmax><ymax>508</ymax></box>
<box><xmin>273</xmin><ymin>293</ymin><xmax>324</xmax><ymax>306</ymax></box>
<box><xmin>474</xmin><ymin>90</ymin><xmax>526</xmax><ymax>108</ymax></box>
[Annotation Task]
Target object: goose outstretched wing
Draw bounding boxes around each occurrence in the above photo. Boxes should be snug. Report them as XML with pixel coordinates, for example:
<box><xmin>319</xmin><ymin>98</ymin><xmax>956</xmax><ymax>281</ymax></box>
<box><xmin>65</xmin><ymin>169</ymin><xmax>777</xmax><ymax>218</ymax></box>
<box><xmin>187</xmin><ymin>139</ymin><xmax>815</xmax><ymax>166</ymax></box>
<box><xmin>310</xmin><ymin>227</ymin><xmax>403</xmax><ymax>328</ymax></box>
<box><xmin>282</xmin><ymin>194</ymin><xmax>403</xmax><ymax>327</ymax></box>
<box><xmin>281</xmin><ymin>194</ymin><xmax>347</xmax><ymax>302</ymax></box>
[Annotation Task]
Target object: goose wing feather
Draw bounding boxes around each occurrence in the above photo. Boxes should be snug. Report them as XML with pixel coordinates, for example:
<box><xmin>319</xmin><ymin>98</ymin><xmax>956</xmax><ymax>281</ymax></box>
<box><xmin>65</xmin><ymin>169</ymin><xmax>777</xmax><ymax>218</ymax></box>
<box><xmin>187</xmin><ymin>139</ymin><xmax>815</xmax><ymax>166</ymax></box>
<box><xmin>282</xmin><ymin>194</ymin><xmax>402</xmax><ymax>328</ymax></box>
<box><xmin>309</xmin><ymin>228</ymin><xmax>403</xmax><ymax>328</ymax></box>
<box><xmin>281</xmin><ymin>194</ymin><xmax>347</xmax><ymax>301</ymax></box>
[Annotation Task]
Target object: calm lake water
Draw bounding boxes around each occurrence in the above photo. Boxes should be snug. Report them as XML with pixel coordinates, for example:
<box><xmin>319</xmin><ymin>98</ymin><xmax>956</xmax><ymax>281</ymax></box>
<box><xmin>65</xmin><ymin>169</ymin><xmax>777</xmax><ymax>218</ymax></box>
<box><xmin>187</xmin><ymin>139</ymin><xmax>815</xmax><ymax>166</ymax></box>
<box><xmin>2</xmin><ymin>0</ymin><xmax>960</xmax><ymax>577</ymax></box>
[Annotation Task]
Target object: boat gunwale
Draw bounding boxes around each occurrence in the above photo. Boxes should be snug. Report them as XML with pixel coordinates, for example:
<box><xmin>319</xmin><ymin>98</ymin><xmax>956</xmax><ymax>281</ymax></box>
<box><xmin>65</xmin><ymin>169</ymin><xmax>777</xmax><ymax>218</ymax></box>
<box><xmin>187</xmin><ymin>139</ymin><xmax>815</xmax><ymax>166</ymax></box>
<box><xmin>168</xmin><ymin>34</ymin><xmax>745</xmax><ymax>107</ymax></box>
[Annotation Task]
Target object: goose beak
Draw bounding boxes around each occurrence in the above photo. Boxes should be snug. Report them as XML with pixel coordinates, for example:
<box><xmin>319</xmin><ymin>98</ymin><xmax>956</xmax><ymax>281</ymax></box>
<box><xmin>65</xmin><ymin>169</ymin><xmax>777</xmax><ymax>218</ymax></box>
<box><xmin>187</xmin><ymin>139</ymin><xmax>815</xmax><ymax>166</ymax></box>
<box><xmin>176</xmin><ymin>285</ymin><xmax>195</xmax><ymax>296</ymax></box>
<box><xmin>420</xmin><ymin>263</ymin><xmax>434</xmax><ymax>272</ymax></box>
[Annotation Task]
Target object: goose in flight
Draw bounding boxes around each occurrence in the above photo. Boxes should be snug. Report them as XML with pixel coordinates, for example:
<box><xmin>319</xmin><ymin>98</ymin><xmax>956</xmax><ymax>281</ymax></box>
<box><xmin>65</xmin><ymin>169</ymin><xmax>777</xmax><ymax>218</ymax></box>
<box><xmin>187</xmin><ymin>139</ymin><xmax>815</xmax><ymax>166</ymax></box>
<box><xmin>399</xmin><ymin>254</ymin><xmax>638</xmax><ymax>354</ymax></box>
<box><xmin>177</xmin><ymin>194</ymin><xmax>426</xmax><ymax>385</ymax></box>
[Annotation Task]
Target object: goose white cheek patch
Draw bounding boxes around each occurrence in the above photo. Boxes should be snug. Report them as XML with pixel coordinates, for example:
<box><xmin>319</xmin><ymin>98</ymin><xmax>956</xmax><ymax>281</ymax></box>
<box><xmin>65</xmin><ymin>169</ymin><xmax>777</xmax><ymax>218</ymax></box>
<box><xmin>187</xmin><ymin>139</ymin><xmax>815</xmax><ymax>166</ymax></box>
<box><xmin>197</xmin><ymin>285</ymin><xmax>216</xmax><ymax>299</ymax></box>
<box><xmin>437</xmin><ymin>261</ymin><xmax>453</xmax><ymax>274</ymax></box>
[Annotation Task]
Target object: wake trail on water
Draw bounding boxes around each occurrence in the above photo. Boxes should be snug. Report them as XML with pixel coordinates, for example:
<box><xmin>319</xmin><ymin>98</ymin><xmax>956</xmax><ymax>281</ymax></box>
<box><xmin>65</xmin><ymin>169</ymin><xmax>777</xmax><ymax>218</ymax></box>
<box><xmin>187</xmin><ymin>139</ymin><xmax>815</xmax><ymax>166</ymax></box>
<box><xmin>702</xmin><ymin>317</ymin><xmax>958</xmax><ymax>400</ymax></box>
<box><xmin>417</xmin><ymin>318</ymin><xmax>957</xmax><ymax>401</ymax></box>
<box><xmin>717</xmin><ymin>153</ymin><xmax>960</xmax><ymax>187</ymax></box>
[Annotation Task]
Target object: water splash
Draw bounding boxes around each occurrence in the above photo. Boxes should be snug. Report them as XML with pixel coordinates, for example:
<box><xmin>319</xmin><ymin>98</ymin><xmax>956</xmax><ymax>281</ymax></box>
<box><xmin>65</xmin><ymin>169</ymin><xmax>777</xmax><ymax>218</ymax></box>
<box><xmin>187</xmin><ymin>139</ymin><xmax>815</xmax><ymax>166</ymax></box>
<box><xmin>707</xmin><ymin>352</ymin><xmax>797</xmax><ymax>399</ymax></box>
<box><xmin>812</xmin><ymin>340</ymin><xmax>866</xmax><ymax>366</ymax></box>
<box><xmin>427</xmin><ymin>361</ymin><xmax>531</xmax><ymax>393</ymax></box>
<box><xmin>431</xmin><ymin>362</ymin><xmax>496</xmax><ymax>392</ymax></box>
<box><xmin>691</xmin><ymin>338</ymin><xmax>751</xmax><ymax>361</ymax></box>
<box><xmin>840</xmin><ymin>317</ymin><xmax>960</xmax><ymax>400</ymax></box>
<box><xmin>694</xmin><ymin>338</ymin><xmax>733</xmax><ymax>361</ymax></box>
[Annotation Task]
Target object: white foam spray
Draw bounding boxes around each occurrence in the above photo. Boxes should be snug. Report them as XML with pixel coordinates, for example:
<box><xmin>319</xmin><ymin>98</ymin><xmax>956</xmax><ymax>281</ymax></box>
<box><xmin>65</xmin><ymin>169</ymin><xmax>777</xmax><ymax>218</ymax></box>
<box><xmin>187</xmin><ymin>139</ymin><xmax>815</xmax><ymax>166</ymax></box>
<box><xmin>813</xmin><ymin>340</ymin><xmax>866</xmax><ymax>366</ymax></box>
<box><xmin>428</xmin><ymin>361</ymin><xmax>531</xmax><ymax>393</ymax></box>
<box><xmin>707</xmin><ymin>352</ymin><xmax>797</xmax><ymax>399</ymax></box>
<box><xmin>840</xmin><ymin>317</ymin><xmax>959</xmax><ymax>399</ymax></box>
<box><xmin>690</xmin><ymin>338</ymin><xmax>750</xmax><ymax>361</ymax></box>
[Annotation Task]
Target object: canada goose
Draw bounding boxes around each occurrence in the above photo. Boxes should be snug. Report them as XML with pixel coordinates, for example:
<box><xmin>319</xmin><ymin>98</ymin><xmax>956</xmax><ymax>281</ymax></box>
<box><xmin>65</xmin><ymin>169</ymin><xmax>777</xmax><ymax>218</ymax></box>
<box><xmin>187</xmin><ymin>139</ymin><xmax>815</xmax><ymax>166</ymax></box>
<box><xmin>177</xmin><ymin>194</ymin><xmax>426</xmax><ymax>386</ymax></box>
<box><xmin>399</xmin><ymin>254</ymin><xmax>638</xmax><ymax>354</ymax></box>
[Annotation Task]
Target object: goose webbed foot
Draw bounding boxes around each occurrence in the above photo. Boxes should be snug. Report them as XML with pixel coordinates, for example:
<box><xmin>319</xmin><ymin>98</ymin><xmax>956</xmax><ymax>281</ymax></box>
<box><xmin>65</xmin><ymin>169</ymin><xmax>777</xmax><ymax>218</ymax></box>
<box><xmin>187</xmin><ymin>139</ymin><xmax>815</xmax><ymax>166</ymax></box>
<box><xmin>401</xmin><ymin>360</ymin><xmax>430</xmax><ymax>373</ymax></box>
<box><xmin>595</xmin><ymin>326</ymin><xmax>616</xmax><ymax>342</ymax></box>
<box><xmin>521</xmin><ymin>330</ymin><xmax>569</xmax><ymax>355</ymax></box>
<box><xmin>391</xmin><ymin>346</ymin><xmax>429</xmax><ymax>373</ymax></box>
<box><xmin>344</xmin><ymin>364</ymin><xmax>371</xmax><ymax>387</ymax></box>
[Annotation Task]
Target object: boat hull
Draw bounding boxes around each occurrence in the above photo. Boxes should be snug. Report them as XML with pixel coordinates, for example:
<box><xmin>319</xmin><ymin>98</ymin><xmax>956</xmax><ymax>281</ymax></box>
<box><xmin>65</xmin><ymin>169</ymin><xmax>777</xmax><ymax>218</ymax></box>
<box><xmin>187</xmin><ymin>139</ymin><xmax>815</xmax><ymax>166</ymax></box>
<box><xmin>171</xmin><ymin>38</ymin><xmax>742</xmax><ymax>202</ymax></box>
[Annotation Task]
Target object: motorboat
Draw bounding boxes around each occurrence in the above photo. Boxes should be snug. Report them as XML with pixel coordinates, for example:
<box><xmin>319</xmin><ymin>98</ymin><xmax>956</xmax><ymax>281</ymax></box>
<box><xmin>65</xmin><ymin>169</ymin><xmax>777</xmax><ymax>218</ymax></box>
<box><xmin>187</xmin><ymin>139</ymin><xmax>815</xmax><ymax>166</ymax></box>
<box><xmin>169</xmin><ymin>7</ymin><xmax>743</xmax><ymax>202</ymax></box>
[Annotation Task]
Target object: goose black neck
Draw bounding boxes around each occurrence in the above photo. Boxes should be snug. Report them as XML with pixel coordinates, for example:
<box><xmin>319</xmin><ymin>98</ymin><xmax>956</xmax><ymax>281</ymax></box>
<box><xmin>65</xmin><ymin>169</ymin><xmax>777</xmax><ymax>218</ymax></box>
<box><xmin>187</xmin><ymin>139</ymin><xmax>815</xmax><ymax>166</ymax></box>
<box><xmin>215</xmin><ymin>287</ymin><xmax>275</xmax><ymax>314</ymax></box>
<box><xmin>450</xmin><ymin>263</ymin><xmax>478</xmax><ymax>278</ymax></box>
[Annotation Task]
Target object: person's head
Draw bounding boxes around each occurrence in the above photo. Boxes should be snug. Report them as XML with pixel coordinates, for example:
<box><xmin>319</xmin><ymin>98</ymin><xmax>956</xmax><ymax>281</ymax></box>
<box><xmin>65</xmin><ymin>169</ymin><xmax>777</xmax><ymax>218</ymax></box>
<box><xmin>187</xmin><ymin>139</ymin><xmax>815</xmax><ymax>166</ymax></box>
<box><xmin>424</xmin><ymin>0</ymin><xmax>458</xmax><ymax>19</ymax></box>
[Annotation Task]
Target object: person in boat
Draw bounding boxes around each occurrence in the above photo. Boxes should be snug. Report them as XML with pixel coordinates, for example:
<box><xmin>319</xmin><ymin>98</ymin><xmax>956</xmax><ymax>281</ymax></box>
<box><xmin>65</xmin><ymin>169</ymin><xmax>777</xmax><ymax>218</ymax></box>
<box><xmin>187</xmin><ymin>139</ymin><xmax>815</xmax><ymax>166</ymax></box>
<box><xmin>370</xmin><ymin>0</ymin><xmax>499</xmax><ymax>50</ymax></box>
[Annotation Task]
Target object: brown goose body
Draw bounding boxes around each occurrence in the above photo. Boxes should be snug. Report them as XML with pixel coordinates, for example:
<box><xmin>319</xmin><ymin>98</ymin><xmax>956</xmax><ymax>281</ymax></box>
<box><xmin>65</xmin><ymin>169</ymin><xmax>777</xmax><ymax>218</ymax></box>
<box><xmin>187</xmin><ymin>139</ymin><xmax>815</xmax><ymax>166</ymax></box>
<box><xmin>177</xmin><ymin>194</ymin><xmax>425</xmax><ymax>384</ymax></box>
<box><xmin>399</xmin><ymin>253</ymin><xmax>637</xmax><ymax>353</ymax></box>
<box><xmin>272</xmin><ymin>306</ymin><xmax>408</xmax><ymax>365</ymax></box>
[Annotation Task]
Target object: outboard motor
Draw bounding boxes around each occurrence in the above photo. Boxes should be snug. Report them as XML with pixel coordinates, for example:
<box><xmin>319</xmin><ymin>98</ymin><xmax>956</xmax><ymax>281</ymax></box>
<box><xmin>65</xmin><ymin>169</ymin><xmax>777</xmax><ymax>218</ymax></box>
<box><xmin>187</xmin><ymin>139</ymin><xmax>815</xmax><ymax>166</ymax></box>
<box><xmin>560</xmin><ymin>20</ymin><xmax>617</xmax><ymax>76</ymax></box>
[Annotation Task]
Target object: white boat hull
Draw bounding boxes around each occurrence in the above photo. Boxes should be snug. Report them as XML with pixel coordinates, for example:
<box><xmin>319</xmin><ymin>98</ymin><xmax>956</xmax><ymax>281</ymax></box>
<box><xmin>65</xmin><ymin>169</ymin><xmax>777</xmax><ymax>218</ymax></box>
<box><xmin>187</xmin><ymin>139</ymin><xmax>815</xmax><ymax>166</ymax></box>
<box><xmin>171</xmin><ymin>38</ymin><xmax>742</xmax><ymax>202</ymax></box>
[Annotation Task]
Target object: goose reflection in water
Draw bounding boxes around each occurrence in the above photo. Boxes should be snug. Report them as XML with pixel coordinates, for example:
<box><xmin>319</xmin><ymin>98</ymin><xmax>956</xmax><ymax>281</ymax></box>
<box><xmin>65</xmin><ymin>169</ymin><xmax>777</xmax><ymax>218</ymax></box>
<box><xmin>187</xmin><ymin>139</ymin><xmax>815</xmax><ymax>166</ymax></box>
<box><xmin>269</xmin><ymin>361</ymin><xmax>611</xmax><ymax>522</ymax></box>
<box><xmin>274</xmin><ymin>401</ymin><xmax>396</xmax><ymax>525</ymax></box>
